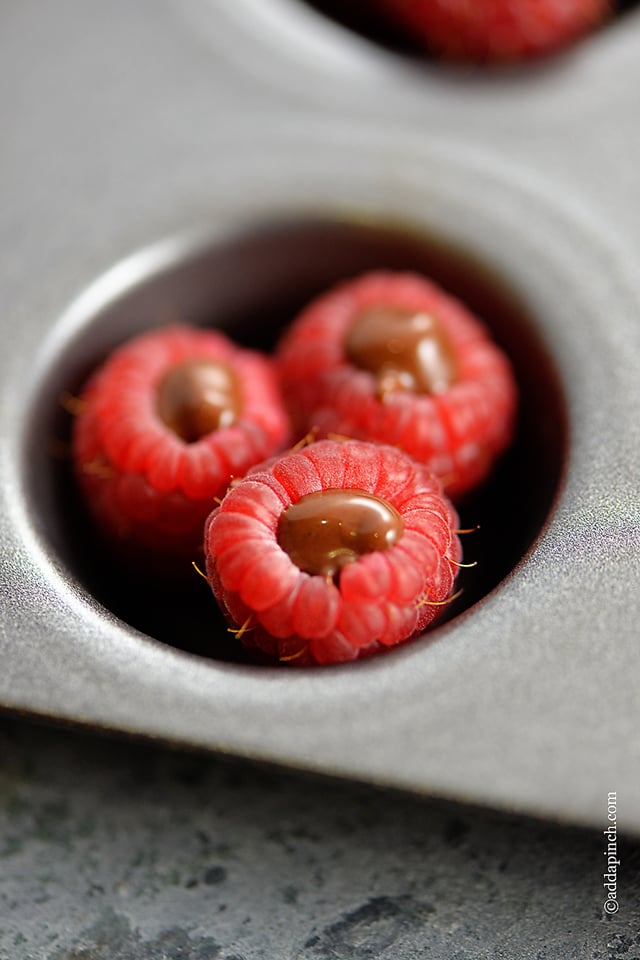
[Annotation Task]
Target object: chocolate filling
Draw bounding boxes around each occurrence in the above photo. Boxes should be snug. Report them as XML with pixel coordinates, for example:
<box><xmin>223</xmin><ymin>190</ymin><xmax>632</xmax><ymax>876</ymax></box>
<box><xmin>277</xmin><ymin>488</ymin><xmax>404</xmax><ymax>578</ymax></box>
<box><xmin>346</xmin><ymin>304</ymin><xmax>458</xmax><ymax>397</ymax></box>
<box><xmin>157</xmin><ymin>358</ymin><xmax>241</xmax><ymax>442</ymax></box>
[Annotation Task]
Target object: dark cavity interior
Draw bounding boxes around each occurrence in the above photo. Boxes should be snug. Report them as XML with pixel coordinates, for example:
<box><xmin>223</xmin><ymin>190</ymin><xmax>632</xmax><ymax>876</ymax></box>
<box><xmin>24</xmin><ymin>217</ymin><xmax>568</xmax><ymax>665</ymax></box>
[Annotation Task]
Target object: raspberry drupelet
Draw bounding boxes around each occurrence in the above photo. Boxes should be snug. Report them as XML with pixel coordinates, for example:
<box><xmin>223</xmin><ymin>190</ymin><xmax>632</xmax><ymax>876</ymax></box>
<box><xmin>204</xmin><ymin>438</ymin><xmax>463</xmax><ymax>665</ymax></box>
<box><xmin>374</xmin><ymin>0</ymin><xmax>611</xmax><ymax>63</ymax></box>
<box><xmin>277</xmin><ymin>271</ymin><xmax>517</xmax><ymax>499</ymax></box>
<box><xmin>72</xmin><ymin>325</ymin><xmax>290</xmax><ymax>573</ymax></box>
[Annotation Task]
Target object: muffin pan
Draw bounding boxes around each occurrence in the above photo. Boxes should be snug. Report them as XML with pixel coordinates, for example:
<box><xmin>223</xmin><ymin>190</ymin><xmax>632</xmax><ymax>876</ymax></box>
<box><xmin>1</xmin><ymin>0</ymin><xmax>640</xmax><ymax>832</ymax></box>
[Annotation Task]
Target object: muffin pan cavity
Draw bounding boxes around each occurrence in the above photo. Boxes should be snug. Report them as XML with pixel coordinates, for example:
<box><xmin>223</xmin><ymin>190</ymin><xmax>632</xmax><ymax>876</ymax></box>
<box><xmin>181</xmin><ymin>0</ymin><xmax>640</xmax><ymax>120</ymax></box>
<box><xmin>20</xmin><ymin>216</ymin><xmax>566</xmax><ymax>665</ymax></box>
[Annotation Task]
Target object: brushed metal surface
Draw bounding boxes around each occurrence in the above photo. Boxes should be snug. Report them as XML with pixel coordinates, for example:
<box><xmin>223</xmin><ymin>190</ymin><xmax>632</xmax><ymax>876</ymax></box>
<box><xmin>1</xmin><ymin>0</ymin><xmax>639</xmax><ymax>833</ymax></box>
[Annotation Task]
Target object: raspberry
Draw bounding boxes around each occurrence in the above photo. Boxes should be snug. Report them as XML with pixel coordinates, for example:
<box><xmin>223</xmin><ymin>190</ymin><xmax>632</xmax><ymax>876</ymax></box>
<box><xmin>204</xmin><ymin>438</ymin><xmax>463</xmax><ymax>665</ymax></box>
<box><xmin>277</xmin><ymin>271</ymin><xmax>517</xmax><ymax>499</ymax></box>
<box><xmin>374</xmin><ymin>0</ymin><xmax>610</xmax><ymax>62</ymax></box>
<box><xmin>71</xmin><ymin>325</ymin><xmax>290</xmax><ymax>573</ymax></box>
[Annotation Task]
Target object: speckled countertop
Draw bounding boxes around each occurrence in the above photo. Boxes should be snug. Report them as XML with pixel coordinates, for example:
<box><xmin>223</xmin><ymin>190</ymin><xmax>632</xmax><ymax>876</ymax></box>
<box><xmin>0</xmin><ymin>716</ymin><xmax>638</xmax><ymax>959</ymax></box>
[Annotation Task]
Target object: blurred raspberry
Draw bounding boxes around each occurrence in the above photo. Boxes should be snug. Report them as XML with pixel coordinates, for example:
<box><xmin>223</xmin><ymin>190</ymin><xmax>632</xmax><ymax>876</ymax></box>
<box><xmin>71</xmin><ymin>325</ymin><xmax>289</xmax><ymax>575</ymax></box>
<box><xmin>277</xmin><ymin>271</ymin><xmax>517</xmax><ymax>499</ymax></box>
<box><xmin>374</xmin><ymin>0</ymin><xmax>611</xmax><ymax>62</ymax></box>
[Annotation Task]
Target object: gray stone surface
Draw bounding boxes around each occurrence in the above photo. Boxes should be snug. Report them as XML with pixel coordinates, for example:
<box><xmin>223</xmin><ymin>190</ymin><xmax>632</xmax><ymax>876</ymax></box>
<box><xmin>0</xmin><ymin>717</ymin><xmax>638</xmax><ymax>959</ymax></box>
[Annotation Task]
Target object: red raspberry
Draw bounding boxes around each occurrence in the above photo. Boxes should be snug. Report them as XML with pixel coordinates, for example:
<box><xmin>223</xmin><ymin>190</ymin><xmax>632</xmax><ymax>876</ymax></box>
<box><xmin>277</xmin><ymin>271</ymin><xmax>517</xmax><ymax>499</ymax></box>
<box><xmin>374</xmin><ymin>0</ymin><xmax>610</xmax><ymax>62</ymax></box>
<box><xmin>204</xmin><ymin>438</ymin><xmax>462</xmax><ymax>665</ymax></box>
<box><xmin>72</xmin><ymin>325</ymin><xmax>289</xmax><ymax>573</ymax></box>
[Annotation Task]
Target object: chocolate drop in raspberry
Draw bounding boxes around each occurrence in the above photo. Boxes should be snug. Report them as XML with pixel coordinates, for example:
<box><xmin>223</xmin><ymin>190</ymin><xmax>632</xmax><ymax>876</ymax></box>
<box><xmin>157</xmin><ymin>358</ymin><xmax>241</xmax><ymax>442</ymax></box>
<box><xmin>277</xmin><ymin>488</ymin><xmax>404</xmax><ymax>577</ymax></box>
<box><xmin>346</xmin><ymin>305</ymin><xmax>458</xmax><ymax>397</ymax></box>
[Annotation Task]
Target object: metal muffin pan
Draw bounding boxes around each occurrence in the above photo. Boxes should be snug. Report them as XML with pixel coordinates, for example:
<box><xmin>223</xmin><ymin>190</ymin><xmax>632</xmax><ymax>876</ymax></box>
<box><xmin>1</xmin><ymin>0</ymin><xmax>639</xmax><ymax>833</ymax></box>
